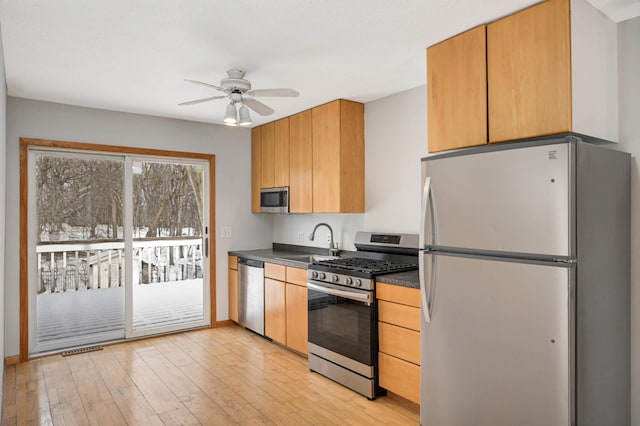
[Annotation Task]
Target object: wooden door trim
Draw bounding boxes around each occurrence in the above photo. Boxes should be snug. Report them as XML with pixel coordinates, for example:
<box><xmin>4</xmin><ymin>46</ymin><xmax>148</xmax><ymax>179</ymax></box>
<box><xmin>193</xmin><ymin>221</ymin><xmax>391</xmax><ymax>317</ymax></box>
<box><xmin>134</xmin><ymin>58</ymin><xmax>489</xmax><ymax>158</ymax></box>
<box><xmin>19</xmin><ymin>137</ymin><xmax>217</xmax><ymax>362</ymax></box>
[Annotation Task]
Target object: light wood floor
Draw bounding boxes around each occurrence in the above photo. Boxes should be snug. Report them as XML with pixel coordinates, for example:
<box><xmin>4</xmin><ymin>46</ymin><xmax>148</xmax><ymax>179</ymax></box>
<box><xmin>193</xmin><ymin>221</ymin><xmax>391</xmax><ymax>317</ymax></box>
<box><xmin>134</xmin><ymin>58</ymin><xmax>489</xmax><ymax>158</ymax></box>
<box><xmin>2</xmin><ymin>325</ymin><xmax>419</xmax><ymax>425</ymax></box>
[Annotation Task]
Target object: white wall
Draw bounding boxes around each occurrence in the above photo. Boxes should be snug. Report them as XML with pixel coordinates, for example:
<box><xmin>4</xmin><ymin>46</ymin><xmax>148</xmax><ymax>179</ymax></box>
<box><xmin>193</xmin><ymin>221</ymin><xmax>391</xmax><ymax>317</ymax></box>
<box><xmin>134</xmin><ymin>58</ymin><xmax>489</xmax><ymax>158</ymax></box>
<box><xmin>615</xmin><ymin>16</ymin><xmax>640</xmax><ymax>426</ymax></box>
<box><xmin>4</xmin><ymin>97</ymin><xmax>273</xmax><ymax>357</ymax></box>
<box><xmin>272</xmin><ymin>86</ymin><xmax>427</xmax><ymax>250</ymax></box>
<box><xmin>0</xmin><ymin>22</ymin><xmax>8</xmax><ymax>409</ymax></box>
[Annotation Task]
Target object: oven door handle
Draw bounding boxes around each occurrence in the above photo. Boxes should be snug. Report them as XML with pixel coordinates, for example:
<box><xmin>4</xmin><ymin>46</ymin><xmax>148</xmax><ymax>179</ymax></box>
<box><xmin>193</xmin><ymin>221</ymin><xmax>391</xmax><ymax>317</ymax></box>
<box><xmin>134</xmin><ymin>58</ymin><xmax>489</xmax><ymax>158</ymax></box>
<box><xmin>307</xmin><ymin>282</ymin><xmax>372</xmax><ymax>303</ymax></box>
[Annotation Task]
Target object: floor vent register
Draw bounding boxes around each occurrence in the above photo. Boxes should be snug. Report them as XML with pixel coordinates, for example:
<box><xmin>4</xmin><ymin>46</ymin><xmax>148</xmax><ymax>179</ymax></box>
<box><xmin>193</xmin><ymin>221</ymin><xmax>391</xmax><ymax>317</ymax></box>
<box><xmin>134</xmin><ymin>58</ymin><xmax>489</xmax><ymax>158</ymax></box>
<box><xmin>61</xmin><ymin>345</ymin><xmax>103</xmax><ymax>357</ymax></box>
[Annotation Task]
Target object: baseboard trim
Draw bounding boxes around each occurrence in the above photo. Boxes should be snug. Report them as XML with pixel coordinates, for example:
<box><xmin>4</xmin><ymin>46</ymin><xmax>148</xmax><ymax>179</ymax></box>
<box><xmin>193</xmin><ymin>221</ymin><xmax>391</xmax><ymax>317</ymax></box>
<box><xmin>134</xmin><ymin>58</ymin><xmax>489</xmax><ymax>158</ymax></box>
<box><xmin>215</xmin><ymin>319</ymin><xmax>235</xmax><ymax>327</ymax></box>
<box><xmin>5</xmin><ymin>355</ymin><xmax>20</xmax><ymax>366</ymax></box>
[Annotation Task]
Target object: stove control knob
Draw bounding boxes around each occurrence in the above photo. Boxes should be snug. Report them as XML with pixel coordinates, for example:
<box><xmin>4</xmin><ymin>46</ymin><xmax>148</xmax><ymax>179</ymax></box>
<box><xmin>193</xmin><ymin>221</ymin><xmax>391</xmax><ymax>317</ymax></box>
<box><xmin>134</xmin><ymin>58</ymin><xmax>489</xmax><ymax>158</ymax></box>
<box><xmin>318</xmin><ymin>272</ymin><xmax>326</xmax><ymax>280</ymax></box>
<box><xmin>355</xmin><ymin>279</ymin><xmax>362</xmax><ymax>288</ymax></box>
<box><xmin>311</xmin><ymin>271</ymin><xmax>318</xmax><ymax>279</ymax></box>
<box><xmin>332</xmin><ymin>275</ymin><xmax>340</xmax><ymax>283</ymax></box>
<box><xmin>345</xmin><ymin>277</ymin><xmax>353</xmax><ymax>286</ymax></box>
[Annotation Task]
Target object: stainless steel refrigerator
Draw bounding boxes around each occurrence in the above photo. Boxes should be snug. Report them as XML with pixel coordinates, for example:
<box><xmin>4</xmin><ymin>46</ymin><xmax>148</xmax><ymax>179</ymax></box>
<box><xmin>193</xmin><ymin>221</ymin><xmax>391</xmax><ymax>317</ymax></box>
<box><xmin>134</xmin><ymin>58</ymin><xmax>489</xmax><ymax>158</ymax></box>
<box><xmin>419</xmin><ymin>135</ymin><xmax>630</xmax><ymax>426</ymax></box>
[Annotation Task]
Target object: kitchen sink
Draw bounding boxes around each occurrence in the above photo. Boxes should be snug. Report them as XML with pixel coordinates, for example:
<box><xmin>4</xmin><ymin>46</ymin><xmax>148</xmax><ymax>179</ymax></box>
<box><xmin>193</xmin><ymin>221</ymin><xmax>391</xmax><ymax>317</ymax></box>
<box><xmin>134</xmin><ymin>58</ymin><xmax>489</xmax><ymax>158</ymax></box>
<box><xmin>275</xmin><ymin>254</ymin><xmax>340</xmax><ymax>264</ymax></box>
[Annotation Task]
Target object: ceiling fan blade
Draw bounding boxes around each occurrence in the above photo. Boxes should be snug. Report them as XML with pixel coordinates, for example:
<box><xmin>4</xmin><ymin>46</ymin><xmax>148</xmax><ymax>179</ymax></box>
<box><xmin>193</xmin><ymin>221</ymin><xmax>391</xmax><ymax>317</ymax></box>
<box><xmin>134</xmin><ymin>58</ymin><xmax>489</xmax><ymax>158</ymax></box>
<box><xmin>243</xmin><ymin>97</ymin><xmax>275</xmax><ymax>116</ymax></box>
<box><xmin>246</xmin><ymin>88</ymin><xmax>299</xmax><ymax>97</ymax></box>
<box><xmin>178</xmin><ymin>95</ymin><xmax>227</xmax><ymax>106</ymax></box>
<box><xmin>184</xmin><ymin>79</ymin><xmax>226</xmax><ymax>92</ymax></box>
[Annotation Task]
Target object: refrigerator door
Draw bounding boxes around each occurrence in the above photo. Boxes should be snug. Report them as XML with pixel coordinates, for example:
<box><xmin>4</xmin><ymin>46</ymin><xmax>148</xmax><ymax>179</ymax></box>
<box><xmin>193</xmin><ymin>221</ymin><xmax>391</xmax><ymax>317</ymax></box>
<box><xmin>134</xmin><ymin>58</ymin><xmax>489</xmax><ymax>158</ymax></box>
<box><xmin>420</xmin><ymin>252</ymin><xmax>572</xmax><ymax>426</ymax></box>
<box><xmin>422</xmin><ymin>142</ymin><xmax>572</xmax><ymax>258</ymax></box>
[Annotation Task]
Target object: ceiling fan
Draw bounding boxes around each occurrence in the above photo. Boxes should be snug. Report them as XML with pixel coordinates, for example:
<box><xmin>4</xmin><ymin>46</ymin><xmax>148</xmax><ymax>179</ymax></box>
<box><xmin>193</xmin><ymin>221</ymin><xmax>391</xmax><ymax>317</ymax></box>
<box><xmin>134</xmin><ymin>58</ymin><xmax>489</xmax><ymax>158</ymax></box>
<box><xmin>179</xmin><ymin>69</ymin><xmax>299</xmax><ymax>126</ymax></box>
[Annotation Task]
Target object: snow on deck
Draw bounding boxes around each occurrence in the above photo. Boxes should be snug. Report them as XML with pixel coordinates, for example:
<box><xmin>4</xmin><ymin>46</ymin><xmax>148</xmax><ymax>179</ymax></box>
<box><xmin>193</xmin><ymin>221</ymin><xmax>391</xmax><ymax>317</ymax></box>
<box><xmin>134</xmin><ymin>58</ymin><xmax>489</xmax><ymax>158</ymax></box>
<box><xmin>37</xmin><ymin>279</ymin><xmax>204</xmax><ymax>343</ymax></box>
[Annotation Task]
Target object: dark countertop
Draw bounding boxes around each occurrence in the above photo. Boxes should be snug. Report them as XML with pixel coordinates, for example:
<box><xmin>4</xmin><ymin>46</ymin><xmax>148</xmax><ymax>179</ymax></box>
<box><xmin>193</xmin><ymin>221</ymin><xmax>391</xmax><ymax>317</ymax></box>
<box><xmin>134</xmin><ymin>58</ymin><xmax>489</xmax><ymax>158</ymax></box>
<box><xmin>228</xmin><ymin>243</ymin><xmax>420</xmax><ymax>289</ymax></box>
<box><xmin>376</xmin><ymin>270</ymin><xmax>420</xmax><ymax>289</ymax></box>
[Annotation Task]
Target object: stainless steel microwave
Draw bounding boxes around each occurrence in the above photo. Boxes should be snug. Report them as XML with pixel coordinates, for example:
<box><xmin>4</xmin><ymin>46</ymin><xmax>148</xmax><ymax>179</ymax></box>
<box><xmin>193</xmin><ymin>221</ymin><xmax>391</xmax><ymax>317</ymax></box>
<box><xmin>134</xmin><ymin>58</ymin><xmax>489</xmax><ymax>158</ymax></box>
<box><xmin>260</xmin><ymin>187</ymin><xmax>289</xmax><ymax>213</ymax></box>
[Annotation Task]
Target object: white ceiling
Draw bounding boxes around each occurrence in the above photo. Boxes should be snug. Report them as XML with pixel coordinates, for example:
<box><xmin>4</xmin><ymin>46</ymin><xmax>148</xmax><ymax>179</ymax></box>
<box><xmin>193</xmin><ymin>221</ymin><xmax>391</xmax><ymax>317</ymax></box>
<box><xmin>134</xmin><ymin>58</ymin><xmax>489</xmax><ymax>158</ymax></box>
<box><xmin>0</xmin><ymin>0</ymin><xmax>635</xmax><ymax>127</ymax></box>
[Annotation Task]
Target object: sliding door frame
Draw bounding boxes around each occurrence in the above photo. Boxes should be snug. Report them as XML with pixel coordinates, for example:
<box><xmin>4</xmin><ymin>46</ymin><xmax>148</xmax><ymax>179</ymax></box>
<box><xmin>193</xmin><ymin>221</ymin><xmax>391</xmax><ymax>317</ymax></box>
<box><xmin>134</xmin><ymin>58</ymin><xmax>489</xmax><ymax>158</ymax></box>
<box><xmin>19</xmin><ymin>137</ymin><xmax>217</xmax><ymax>362</ymax></box>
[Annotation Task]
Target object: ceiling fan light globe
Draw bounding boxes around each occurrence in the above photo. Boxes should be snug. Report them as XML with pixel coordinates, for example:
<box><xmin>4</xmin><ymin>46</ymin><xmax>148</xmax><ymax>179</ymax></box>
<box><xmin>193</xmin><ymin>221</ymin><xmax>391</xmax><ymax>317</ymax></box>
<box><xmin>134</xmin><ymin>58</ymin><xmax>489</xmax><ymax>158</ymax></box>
<box><xmin>224</xmin><ymin>103</ymin><xmax>237</xmax><ymax>124</ymax></box>
<box><xmin>238</xmin><ymin>105</ymin><xmax>252</xmax><ymax>126</ymax></box>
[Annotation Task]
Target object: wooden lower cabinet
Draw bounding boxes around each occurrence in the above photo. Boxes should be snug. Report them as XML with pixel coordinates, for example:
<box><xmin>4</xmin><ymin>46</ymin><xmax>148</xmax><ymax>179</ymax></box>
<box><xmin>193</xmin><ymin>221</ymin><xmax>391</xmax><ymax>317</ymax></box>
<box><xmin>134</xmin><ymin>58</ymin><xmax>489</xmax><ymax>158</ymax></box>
<box><xmin>263</xmin><ymin>264</ymin><xmax>308</xmax><ymax>355</ymax></box>
<box><xmin>376</xmin><ymin>282</ymin><xmax>421</xmax><ymax>405</ymax></box>
<box><xmin>265</xmin><ymin>278</ymin><xmax>286</xmax><ymax>345</ymax></box>
<box><xmin>378</xmin><ymin>322</ymin><xmax>420</xmax><ymax>365</ymax></box>
<box><xmin>286</xmin><ymin>282</ymin><xmax>308</xmax><ymax>354</ymax></box>
<box><xmin>379</xmin><ymin>352</ymin><xmax>420</xmax><ymax>404</ymax></box>
<box><xmin>228</xmin><ymin>256</ymin><xmax>238</xmax><ymax>322</ymax></box>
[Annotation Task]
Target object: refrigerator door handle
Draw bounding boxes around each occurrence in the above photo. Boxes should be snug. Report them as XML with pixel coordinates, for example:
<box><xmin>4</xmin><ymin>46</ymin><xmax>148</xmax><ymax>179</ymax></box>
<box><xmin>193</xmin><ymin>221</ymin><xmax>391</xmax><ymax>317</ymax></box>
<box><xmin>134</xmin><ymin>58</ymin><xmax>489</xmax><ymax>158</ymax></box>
<box><xmin>420</xmin><ymin>176</ymin><xmax>438</xmax><ymax>249</ymax></box>
<box><xmin>420</xmin><ymin>251</ymin><xmax>436</xmax><ymax>324</ymax></box>
<box><xmin>420</xmin><ymin>177</ymin><xmax>430</xmax><ymax>248</ymax></box>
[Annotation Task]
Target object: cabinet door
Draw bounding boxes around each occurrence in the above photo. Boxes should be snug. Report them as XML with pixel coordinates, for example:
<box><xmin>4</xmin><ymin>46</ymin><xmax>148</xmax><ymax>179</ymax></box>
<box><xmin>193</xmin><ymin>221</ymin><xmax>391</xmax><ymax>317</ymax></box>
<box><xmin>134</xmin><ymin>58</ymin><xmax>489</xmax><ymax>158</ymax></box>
<box><xmin>251</xmin><ymin>127</ymin><xmax>261</xmax><ymax>213</ymax></box>
<box><xmin>379</xmin><ymin>352</ymin><xmax>420</xmax><ymax>404</ymax></box>
<box><xmin>289</xmin><ymin>110</ymin><xmax>313</xmax><ymax>213</ymax></box>
<box><xmin>274</xmin><ymin>118</ymin><xmax>290</xmax><ymax>188</ymax></box>
<box><xmin>312</xmin><ymin>101</ymin><xmax>341</xmax><ymax>212</ymax></box>
<box><xmin>487</xmin><ymin>0</ymin><xmax>571</xmax><ymax>143</ymax></box>
<box><xmin>261</xmin><ymin>122</ymin><xmax>275</xmax><ymax>188</ymax></box>
<box><xmin>338</xmin><ymin>100</ymin><xmax>364</xmax><ymax>213</ymax></box>
<box><xmin>427</xmin><ymin>25</ymin><xmax>487</xmax><ymax>153</ymax></box>
<box><xmin>311</xmin><ymin>100</ymin><xmax>364</xmax><ymax>213</ymax></box>
<box><xmin>265</xmin><ymin>278</ymin><xmax>286</xmax><ymax>345</ymax></box>
<box><xmin>228</xmin><ymin>267</ymin><xmax>238</xmax><ymax>322</ymax></box>
<box><xmin>285</xmin><ymin>283</ymin><xmax>308</xmax><ymax>354</ymax></box>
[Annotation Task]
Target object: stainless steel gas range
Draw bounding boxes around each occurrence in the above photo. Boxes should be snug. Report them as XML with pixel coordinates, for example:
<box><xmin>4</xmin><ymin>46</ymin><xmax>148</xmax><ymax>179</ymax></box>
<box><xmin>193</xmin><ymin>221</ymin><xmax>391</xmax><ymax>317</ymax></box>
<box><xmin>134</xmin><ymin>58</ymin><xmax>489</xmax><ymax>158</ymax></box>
<box><xmin>306</xmin><ymin>231</ymin><xmax>419</xmax><ymax>399</ymax></box>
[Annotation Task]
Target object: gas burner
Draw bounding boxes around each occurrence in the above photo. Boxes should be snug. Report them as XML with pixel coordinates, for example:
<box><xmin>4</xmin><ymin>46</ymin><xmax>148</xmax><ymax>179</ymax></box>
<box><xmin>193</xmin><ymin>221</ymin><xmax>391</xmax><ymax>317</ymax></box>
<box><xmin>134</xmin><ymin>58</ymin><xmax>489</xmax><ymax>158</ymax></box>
<box><xmin>314</xmin><ymin>257</ymin><xmax>418</xmax><ymax>275</ymax></box>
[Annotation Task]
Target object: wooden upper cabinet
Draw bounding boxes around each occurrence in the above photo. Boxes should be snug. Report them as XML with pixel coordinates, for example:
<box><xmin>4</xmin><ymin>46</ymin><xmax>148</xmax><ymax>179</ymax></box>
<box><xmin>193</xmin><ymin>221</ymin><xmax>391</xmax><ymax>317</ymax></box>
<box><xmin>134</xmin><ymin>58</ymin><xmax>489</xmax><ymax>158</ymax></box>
<box><xmin>273</xmin><ymin>118</ymin><xmax>290</xmax><ymax>187</ymax></box>
<box><xmin>289</xmin><ymin>110</ymin><xmax>313</xmax><ymax>213</ymax></box>
<box><xmin>251</xmin><ymin>127</ymin><xmax>262</xmax><ymax>213</ymax></box>
<box><xmin>260</xmin><ymin>122</ymin><xmax>275</xmax><ymax>188</ymax></box>
<box><xmin>311</xmin><ymin>100</ymin><xmax>364</xmax><ymax>213</ymax></box>
<box><xmin>427</xmin><ymin>25</ymin><xmax>488</xmax><ymax>153</ymax></box>
<box><xmin>251</xmin><ymin>99</ymin><xmax>364</xmax><ymax>214</ymax></box>
<box><xmin>426</xmin><ymin>0</ymin><xmax>618</xmax><ymax>151</ymax></box>
<box><xmin>487</xmin><ymin>0</ymin><xmax>571</xmax><ymax>143</ymax></box>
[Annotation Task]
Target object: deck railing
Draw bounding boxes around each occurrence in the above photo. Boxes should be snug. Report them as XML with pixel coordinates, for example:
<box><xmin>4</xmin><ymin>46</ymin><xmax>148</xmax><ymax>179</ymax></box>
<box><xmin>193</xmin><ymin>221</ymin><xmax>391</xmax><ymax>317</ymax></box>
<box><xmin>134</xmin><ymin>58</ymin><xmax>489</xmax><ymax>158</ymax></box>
<box><xmin>36</xmin><ymin>237</ymin><xmax>203</xmax><ymax>294</ymax></box>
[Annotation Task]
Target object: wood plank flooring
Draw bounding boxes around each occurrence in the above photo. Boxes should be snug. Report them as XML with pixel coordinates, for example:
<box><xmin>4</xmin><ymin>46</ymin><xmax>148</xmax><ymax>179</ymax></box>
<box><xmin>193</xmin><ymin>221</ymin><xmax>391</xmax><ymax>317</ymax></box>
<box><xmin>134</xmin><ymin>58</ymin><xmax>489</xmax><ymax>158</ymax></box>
<box><xmin>2</xmin><ymin>325</ymin><xmax>419</xmax><ymax>425</ymax></box>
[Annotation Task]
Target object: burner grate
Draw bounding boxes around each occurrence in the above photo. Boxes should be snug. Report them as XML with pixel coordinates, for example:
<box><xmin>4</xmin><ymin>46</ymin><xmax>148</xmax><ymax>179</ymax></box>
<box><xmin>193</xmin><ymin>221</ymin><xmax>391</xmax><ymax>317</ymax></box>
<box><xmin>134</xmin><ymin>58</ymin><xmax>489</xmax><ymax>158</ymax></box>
<box><xmin>315</xmin><ymin>257</ymin><xmax>418</xmax><ymax>274</ymax></box>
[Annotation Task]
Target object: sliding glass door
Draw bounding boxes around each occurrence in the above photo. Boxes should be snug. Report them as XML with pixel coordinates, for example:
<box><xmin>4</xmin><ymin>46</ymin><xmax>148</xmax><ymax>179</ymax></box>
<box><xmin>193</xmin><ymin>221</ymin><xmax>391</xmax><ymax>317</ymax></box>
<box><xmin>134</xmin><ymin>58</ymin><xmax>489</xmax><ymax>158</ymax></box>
<box><xmin>128</xmin><ymin>158</ymin><xmax>209</xmax><ymax>336</ymax></box>
<box><xmin>29</xmin><ymin>149</ymin><xmax>210</xmax><ymax>354</ymax></box>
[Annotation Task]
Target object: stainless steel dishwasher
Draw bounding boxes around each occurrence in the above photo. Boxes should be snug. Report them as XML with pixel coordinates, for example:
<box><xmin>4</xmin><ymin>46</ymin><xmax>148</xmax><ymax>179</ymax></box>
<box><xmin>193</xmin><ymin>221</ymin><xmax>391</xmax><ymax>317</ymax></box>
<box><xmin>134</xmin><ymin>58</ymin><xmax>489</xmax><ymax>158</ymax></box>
<box><xmin>237</xmin><ymin>258</ymin><xmax>265</xmax><ymax>335</ymax></box>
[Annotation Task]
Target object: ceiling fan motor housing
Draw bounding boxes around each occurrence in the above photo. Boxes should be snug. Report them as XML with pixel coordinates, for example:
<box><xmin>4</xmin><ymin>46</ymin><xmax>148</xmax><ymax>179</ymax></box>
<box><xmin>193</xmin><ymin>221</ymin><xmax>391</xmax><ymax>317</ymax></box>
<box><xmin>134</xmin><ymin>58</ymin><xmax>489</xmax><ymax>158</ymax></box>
<box><xmin>221</xmin><ymin>69</ymin><xmax>251</xmax><ymax>92</ymax></box>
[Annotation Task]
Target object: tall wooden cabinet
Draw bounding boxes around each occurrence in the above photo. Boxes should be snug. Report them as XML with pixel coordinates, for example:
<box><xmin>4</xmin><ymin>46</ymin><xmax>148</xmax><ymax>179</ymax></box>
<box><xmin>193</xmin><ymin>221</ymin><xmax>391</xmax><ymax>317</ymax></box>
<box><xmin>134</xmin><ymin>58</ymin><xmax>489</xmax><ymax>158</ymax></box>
<box><xmin>427</xmin><ymin>0</ymin><xmax>618</xmax><ymax>152</ymax></box>
<box><xmin>289</xmin><ymin>110</ymin><xmax>313</xmax><ymax>213</ymax></box>
<box><xmin>311</xmin><ymin>99</ymin><xmax>364</xmax><ymax>213</ymax></box>
<box><xmin>273</xmin><ymin>118</ymin><xmax>290</xmax><ymax>188</ymax></box>
<box><xmin>260</xmin><ymin>122</ymin><xmax>275</xmax><ymax>188</ymax></box>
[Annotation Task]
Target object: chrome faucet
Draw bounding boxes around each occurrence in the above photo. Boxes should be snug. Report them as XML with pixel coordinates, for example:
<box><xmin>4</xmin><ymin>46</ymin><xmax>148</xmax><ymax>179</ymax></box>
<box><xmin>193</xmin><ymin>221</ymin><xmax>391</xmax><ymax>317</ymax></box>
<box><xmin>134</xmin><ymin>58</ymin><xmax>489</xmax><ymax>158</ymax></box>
<box><xmin>309</xmin><ymin>223</ymin><xmax>340</xmax><ymax>256</ymax></box>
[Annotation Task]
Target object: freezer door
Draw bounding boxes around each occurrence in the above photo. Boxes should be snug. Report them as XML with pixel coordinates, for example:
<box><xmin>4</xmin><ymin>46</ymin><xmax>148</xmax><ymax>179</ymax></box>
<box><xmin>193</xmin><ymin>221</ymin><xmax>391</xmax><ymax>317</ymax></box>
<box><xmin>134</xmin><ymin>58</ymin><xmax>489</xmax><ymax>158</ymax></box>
<box><xmin>420</xmin><ymin>252</ymin><xmax>572</xmax><ymax>426</ymax></box>
<box><xmin>422</xmin><ymin>142</ymin><xmax>572</xmax><ymax>257</ymax></box>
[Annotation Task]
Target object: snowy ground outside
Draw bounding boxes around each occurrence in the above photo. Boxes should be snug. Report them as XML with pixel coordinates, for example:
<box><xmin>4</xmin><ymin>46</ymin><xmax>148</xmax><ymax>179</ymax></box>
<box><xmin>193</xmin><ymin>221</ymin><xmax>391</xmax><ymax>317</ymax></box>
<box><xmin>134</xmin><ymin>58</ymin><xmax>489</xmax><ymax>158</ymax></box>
<box><xmin>37</xmin><ymin>279</ymin><xmax>204</xmax><ymax>343</ymax></box>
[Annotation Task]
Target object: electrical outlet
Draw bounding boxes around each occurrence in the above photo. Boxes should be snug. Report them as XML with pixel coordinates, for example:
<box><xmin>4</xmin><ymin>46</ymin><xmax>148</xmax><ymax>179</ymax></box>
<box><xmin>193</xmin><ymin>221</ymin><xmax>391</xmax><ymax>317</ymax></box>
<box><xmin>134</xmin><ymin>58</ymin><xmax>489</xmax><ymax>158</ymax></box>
<box><xmin>297</xmin><ymin>231</ymin><xmax>304</xmax><ymax>242</ymax></box>
<box><xmin>326</xmin><ymin>233</ymin><xmax>332</xmax><ymax>243</ymax></box>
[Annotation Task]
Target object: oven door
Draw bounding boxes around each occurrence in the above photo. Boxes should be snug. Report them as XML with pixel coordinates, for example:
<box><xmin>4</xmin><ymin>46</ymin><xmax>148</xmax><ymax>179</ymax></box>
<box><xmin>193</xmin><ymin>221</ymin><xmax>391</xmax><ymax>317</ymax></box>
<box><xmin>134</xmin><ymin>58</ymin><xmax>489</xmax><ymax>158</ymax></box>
<box><xmin>307</xmin><ymin>280</ymin><xmax>375</xmax><ymax>367</ymax></box>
